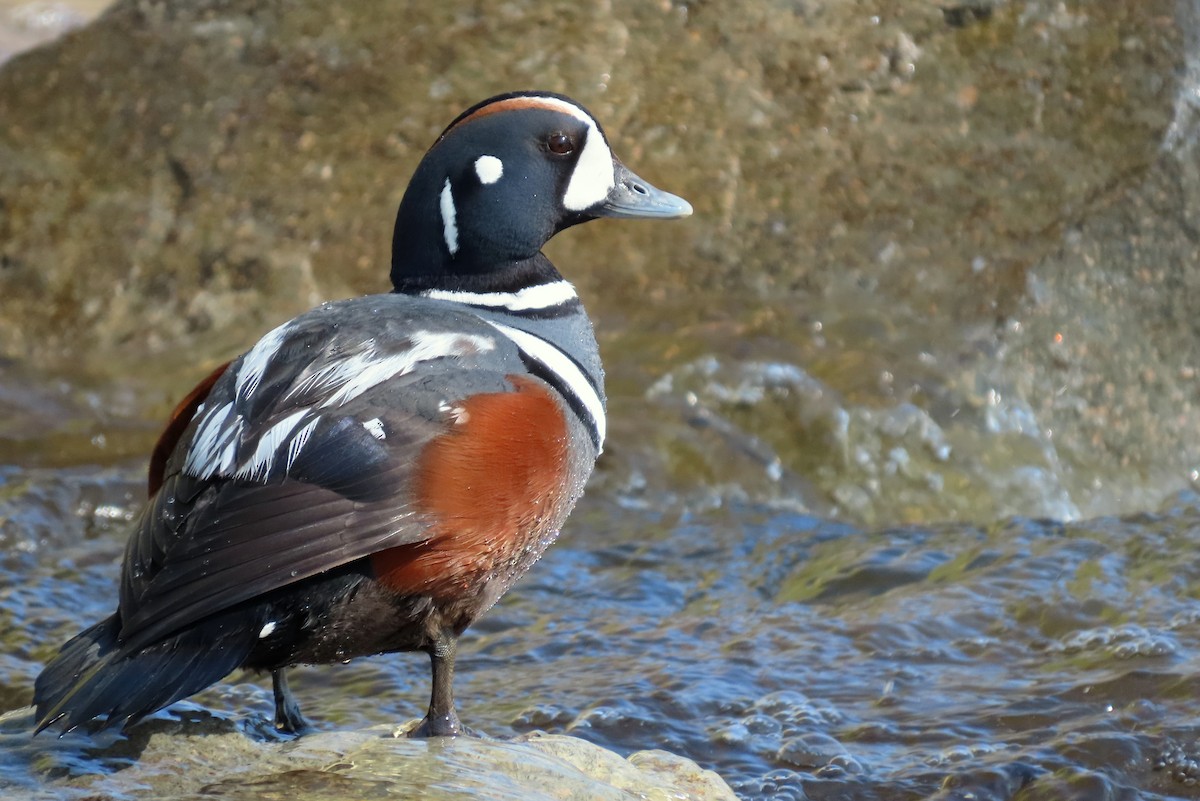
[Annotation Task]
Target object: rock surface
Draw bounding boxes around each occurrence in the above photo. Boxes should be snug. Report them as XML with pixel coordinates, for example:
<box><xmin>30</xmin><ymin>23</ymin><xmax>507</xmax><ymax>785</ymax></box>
<box><xmin>0</xmin><ymin>0</ymin><xmax>105</xmax><ymax>64</ymax></box>
<box><xmin>0</xmin><ymin>709</ymin><xmax>737</xmax><ymax>800</ymax></box>
<box><xmin>2</xmin><ymin>0</ymin><xmax>1197</xmax><ymax>522</ymax></box>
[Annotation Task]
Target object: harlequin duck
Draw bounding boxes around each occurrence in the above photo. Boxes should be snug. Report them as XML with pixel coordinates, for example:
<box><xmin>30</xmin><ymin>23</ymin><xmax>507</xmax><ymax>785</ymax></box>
<box><xmin>33</xmin><ymin>91</ymin><xmax>692</xmax><ymax>737</ymax></box>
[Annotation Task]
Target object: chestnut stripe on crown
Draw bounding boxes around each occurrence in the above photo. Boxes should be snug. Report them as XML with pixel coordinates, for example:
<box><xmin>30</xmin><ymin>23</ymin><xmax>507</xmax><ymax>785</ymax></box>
<box><xmin>444</xmin><ymin>95</ymin><xmax>616</xmax><ymax>213</ymax></box>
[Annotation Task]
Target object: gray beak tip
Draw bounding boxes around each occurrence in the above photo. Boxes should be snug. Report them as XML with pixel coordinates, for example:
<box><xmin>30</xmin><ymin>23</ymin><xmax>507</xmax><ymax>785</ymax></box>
<box><xmin>598</xmin><ymin>161</ymin><xmax>694</xmax><ymax>221</ymax></box>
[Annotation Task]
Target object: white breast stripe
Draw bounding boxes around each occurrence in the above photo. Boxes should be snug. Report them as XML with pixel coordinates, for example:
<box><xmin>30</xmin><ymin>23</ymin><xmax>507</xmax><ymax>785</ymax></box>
<box><xmin>485</xmin><ymin>320</ymin><xmax>606</xmax><ymax>449</ymax></box>
<box><xmin>440</xmin><ymin>178</ymin><xmax>459</xmax><ymax>255</ymax></box>
<box><xmin>420</xmin><ymin>280</ymin><xmax>578</xmax><ymax>312</ymax></box>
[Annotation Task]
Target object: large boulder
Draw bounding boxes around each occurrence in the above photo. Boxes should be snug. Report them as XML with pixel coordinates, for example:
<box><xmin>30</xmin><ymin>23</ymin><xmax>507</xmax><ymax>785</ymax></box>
<box><xmin>0</xmin><ymin>0</ymin><xmax>1195</xmax><ymax>520</ymax></box>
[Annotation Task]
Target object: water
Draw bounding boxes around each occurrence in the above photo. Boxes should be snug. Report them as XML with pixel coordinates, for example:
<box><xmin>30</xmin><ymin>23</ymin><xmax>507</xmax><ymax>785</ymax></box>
<box><xmin>4</xmin><ymin>456</ymin><xmax>1200</xmax><ymax>798</ymax></box>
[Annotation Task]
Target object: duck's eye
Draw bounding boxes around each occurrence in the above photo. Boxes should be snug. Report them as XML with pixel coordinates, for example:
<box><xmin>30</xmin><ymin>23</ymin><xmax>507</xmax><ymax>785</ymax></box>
<box><xmin>546</xmin><ymin>132</ymin><xmax>575</xmax><ymax>155</ymax></box>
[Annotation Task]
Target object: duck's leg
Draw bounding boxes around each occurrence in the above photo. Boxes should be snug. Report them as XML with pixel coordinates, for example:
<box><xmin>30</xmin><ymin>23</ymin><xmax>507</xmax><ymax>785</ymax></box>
<box><xmin>409</xmin><ymin>630</ymin><xmax>463</xmax><ymax>738</ymax></box>
<box><xmin>272</xmin><ymin>668</ymin><xmax>309</xmax><ymax>734</ymax></box>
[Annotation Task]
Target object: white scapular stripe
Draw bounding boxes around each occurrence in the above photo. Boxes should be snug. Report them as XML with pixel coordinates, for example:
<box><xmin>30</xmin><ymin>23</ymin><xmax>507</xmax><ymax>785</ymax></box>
<box><xmin>485</xmin><ymin>320</ymin><xmax>606</xmax><ymax>449</ymax></box>
<box><xmin>474</xmin><ymin>154</ymin><xmax>504</xmax><ymax>184</ymax></box>
<box><xmin>258</xmin><ymin>622</ymin><xmax>277</xmax><ymax>638</ymax></box>
<box><xmin>286</xmin><ymin>417</ymin><xmax>320</xmax><ymax>471</ymax></box>
<box><xmin>235</xmin><ymin>409</ymin><xmax>310</xmax><ymax>480</ymax></box>
<box><xmin>420</xmin><ymin>280</ymin><xmax>578</xmax><ymax>312</ymax></box>
<box><xmin>315</xmin><ymin>331</ymin><xmax>496</xmax><ymax>408</ymax></box>
<box><xmin>183</xmin><ymin>401</ymin><xmax>239</xmax><ymax>477</ymax></box>
<box><xmin>440</xmin><ymin>178</ymin><xmax>459</xmax><ymax>255</ymax></box>
<box><xmin>238</xmin><ymin>320</ymin><xmax>293</xmax><ymax>397</ymax></box>
<box><xmin>185</xmin><ymin>330</ymin><xmax>496</xmax><ymax>482</ymax></box>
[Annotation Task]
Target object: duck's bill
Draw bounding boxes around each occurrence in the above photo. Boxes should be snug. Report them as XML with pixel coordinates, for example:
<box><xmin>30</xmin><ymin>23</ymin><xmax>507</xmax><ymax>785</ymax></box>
<box><xmin>597</xmin><ymin>162</ymin><xmax>693</xmax><ymax>220</ymax></box>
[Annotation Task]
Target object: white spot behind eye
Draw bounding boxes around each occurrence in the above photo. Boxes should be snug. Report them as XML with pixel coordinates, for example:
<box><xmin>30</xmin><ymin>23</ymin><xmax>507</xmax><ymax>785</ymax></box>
<box><xmin>440</xmin><ymin>178</ymin><xmax>459</xmax><ymax>255</ymax></box>
<box><xmin>474</xmin><ymin>155</ymin><xmax>504</xmax><ymax>185</ymax></box>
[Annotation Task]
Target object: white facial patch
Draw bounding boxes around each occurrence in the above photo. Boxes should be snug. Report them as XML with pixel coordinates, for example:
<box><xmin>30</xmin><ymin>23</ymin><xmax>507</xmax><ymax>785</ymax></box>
<box><xmin>563</xmin><ymin>126</ymin><xmax>615</xmax><ymax>211</ymax></box>
<box><xmin>440</xmin><ymin>178</ymin><xmax>459</xmax><ymax>255</ymax></box>
<box><xmin>523</xmin><ymin>96</ymin><xmax>615</xmax><ymax>212</ymax></box>
<box><xmin>474</xmin><ymin>155</ymin><xmax>504</xmax><ymax>185</ymax></box>
<box><xmin>453</xmin><ymin>95</ymin><xmax>614</xmax><ymax>212</ymax></box>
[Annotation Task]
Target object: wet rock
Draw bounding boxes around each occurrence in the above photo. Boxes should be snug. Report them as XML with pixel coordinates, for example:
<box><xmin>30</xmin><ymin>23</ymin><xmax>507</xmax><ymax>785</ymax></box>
<box><xmin>1156</xmin><ymin>741</ymin><xmax>1200</xmax><ymax>787</ymax></box>
<box><xmin>776</xmin><ymin>731</ymin><xmax>861</xmax><ymax>773</ymax></box>
<box><xmin>926</xmin><ymin>761</ymin><xmax>1042</xmax><ymax>800</ymax></box>
<box><xmin>1</xmin><ymin>711</ymin><xmax>737</xmax><ymax>801</ymax></box>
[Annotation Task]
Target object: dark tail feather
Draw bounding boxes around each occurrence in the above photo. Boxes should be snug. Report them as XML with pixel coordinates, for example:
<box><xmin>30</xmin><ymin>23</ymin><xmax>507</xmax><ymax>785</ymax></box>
<box><xmin>34</xmin><ymin>614</ymin><xmax>255</xmax><ymax>734</ymax></box>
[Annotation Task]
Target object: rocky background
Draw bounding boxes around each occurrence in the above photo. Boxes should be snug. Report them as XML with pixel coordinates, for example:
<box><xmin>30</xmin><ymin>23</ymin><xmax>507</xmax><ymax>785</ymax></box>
<box><xmin>3</xmin><ymin>0</ymin><xmax>1197</xmax><ymax>526</ymax></box>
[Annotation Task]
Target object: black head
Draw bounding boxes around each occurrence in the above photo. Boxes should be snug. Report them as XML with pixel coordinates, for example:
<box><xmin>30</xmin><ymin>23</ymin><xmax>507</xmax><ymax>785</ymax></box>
<box><xmin>390</xmin><ymin>91</ymin><xmax>692</xmax><ymax>294</ymax></box>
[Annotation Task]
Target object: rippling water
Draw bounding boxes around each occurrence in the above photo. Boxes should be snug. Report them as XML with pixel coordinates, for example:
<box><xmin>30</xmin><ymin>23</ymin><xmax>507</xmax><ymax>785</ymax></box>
<box><xmin>4</xmin><ymin>456</ymin><xmax>1200</xmax><ymax>799</ymax></box>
